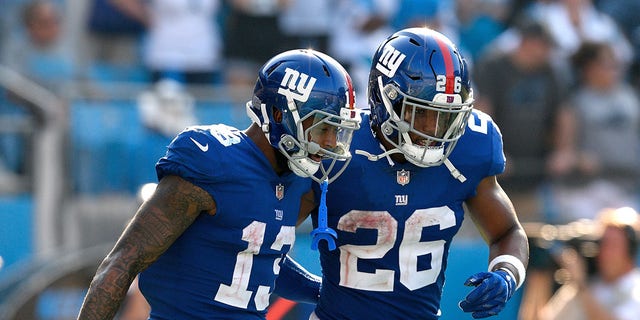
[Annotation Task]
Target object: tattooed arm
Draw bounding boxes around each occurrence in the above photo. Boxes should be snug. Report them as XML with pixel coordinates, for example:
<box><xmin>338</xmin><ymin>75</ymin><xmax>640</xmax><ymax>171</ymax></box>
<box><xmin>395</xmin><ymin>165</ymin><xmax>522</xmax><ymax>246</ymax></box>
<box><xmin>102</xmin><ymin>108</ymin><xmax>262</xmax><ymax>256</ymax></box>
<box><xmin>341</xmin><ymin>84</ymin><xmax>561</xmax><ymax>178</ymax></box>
<box><xmin>77</xmin><ymin>175</ymin><xmax>215</xmax><ymax>320</ymax></box>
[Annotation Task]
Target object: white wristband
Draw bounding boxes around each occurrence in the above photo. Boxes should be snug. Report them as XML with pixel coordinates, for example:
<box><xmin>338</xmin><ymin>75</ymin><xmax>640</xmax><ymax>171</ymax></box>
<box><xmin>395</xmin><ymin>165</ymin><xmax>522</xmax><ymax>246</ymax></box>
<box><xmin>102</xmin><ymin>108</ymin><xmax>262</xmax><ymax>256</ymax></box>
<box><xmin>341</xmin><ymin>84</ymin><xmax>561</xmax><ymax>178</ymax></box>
<box><xmin>488</xmin><ymin>255</ymin><xmax>526</xmax><ymax>290</ymax></box>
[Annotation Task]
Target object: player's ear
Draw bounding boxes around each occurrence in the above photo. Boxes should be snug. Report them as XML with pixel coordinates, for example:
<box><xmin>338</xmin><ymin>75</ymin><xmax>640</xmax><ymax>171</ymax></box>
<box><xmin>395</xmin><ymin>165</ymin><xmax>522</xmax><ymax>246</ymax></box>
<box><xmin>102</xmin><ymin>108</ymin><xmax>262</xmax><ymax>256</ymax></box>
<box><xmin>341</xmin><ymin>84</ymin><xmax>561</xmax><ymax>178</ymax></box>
<box><xmin>273</xmin><ymin>107</ymin><xmax>283</xmax><ymax>123</ymax></box>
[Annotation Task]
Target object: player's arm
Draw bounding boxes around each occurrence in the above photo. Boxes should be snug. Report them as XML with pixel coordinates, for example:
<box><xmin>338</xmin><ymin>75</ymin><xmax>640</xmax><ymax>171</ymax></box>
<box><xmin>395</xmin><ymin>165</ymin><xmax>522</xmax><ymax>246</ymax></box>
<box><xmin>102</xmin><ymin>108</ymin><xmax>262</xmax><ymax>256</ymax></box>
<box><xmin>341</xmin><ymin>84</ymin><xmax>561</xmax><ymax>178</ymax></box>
<box><xmin>273</xmin><ymin>254</ymin><xmax>322</xmax><ymax>304</ymax></box>
<box><xmin>459</xmin><ymin>175</ymin><xmax>529</xmax><ymax>318</ymax></box>
<box><xmin>77</xmin><ymin>175</ymin><xmax>215</xmax><ymax>320</ymax></box>
<box><xmin>466</xmin><ymin>175</ymin><xmax>528</xmax><ymax>281</ymax></box>
<box><xmin>275</xmin><ymin>190</ymin><xmax>321</xmax><ymax>304</ymax></box>
<box><xmin>297</xmin><ymin>189</ymin><xmax>316</xmax><ymax>226</ymax></box>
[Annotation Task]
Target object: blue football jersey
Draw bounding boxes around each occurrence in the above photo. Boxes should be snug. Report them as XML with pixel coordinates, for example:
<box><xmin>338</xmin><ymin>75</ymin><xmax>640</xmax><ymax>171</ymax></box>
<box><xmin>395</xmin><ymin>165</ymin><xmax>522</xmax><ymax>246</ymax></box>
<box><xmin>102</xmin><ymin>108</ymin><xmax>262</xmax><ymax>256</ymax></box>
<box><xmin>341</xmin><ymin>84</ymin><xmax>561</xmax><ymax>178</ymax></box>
<box><xmin>312</xmin><ymin>110</ymin><xmax>505</xmax><ymax>320</ymax></box>
<box><xmin>138</xmin><ymin>124</ymin><xmax>311</xmax><ymax>319</ymax></box>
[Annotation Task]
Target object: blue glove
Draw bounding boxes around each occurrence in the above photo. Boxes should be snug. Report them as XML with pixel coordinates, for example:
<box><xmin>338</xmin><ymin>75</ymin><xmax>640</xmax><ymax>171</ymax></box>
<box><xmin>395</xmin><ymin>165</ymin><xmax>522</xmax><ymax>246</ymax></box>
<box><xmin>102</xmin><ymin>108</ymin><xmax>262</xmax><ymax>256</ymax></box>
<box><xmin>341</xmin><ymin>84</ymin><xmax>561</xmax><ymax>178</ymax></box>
<box><xmin>458</xmin><ymin>270</ymin><xmax>516</xmax><ymax>318</ymax></box>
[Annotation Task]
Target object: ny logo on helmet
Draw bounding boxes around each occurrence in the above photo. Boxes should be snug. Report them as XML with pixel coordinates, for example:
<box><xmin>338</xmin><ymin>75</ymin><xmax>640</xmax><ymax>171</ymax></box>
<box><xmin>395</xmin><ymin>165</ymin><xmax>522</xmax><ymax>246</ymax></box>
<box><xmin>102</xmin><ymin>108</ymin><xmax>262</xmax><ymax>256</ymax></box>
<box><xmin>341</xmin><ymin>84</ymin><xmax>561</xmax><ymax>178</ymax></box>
<box><xmin>278</xmin><ymin>67</ymin><xmax>317</xmax><ymax>103</ymax></box>
<box><xmin>376</xmin><ymin>44</ymin><xmax>406</xmax><ymax>77</ymax></box>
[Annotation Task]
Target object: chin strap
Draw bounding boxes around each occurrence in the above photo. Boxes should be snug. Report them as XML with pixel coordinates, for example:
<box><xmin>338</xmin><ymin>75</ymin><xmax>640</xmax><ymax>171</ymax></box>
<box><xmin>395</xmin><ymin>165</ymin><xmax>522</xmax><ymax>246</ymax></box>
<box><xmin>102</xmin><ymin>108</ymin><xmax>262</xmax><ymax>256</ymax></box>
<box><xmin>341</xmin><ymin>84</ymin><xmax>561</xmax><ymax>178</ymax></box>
<box><xmin>354</xmin><ymin>148</ymin><xmax>402</xmax><ymax>161</ymax></box>
<box><xmin>444</xmin><ymin>158</ymin><xmax>467</xmax><ymax>183</ymax></box>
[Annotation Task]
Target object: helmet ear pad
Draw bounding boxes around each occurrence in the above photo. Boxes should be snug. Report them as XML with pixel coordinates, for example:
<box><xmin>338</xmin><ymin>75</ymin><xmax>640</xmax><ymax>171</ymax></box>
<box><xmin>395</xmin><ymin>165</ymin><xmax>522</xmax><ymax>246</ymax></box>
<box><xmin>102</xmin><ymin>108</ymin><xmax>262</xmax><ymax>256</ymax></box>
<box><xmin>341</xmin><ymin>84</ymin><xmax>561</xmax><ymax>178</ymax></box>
<box><xmin>272</xmin><ymin>106</ymin><xmax>282</xmax><ymax>124</ymax></box>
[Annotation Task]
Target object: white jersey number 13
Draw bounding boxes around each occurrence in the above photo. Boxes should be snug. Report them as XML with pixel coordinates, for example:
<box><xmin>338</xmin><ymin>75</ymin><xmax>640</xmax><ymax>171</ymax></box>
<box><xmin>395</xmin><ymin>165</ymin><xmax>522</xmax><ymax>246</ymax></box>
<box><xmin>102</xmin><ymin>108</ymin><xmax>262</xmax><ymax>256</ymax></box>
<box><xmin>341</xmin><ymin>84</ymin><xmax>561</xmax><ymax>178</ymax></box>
<box><xmin>214</xmin><ymin>221</ymin><xmax>295</xmax><ymax>310</ymax></box>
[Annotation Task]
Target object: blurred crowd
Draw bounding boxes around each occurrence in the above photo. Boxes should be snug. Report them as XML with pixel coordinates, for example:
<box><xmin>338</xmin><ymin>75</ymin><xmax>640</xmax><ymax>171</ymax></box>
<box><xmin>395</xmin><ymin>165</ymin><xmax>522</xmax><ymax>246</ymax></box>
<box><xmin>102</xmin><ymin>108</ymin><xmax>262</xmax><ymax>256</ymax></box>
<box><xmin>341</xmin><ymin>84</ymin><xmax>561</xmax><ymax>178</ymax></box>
<box><xmin>4</xmin><ymin>0</ymin><xmax>639</xmax><ymax>223</ymax></box>
<box><xmin>2</xmin><ymin>0</ymin><xmax>640</xmax><ymax>318</ymax></box>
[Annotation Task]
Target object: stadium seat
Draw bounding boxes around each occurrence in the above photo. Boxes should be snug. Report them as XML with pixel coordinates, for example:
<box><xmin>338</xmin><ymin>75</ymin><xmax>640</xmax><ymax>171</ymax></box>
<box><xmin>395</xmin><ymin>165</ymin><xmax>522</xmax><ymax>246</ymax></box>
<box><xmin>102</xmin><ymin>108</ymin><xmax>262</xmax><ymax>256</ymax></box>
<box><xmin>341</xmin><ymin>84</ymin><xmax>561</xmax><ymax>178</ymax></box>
<box><xmin>0</xmin><ymin>195</ymin><xmax>33</xmax><ymax>271</ymax></box>
<box><xmin>69</xmin><ymin>100</ymin><xmax>144</xmax><ymax>194</ymax></box>
<box><xmin>69</xmin><ymin>98</ymin><xmax>251</xmax><ymax>195</ymax></box>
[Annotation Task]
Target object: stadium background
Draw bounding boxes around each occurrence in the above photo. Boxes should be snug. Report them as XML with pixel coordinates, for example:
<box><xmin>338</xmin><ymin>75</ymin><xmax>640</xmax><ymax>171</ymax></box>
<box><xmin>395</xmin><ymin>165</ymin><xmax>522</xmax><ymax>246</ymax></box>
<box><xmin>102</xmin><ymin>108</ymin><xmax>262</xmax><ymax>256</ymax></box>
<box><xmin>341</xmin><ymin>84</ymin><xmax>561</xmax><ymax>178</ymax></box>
<box><xmin>2</xmin><ymin>0</ymin><xmax>640</xmax><ymax>319</ymax></box>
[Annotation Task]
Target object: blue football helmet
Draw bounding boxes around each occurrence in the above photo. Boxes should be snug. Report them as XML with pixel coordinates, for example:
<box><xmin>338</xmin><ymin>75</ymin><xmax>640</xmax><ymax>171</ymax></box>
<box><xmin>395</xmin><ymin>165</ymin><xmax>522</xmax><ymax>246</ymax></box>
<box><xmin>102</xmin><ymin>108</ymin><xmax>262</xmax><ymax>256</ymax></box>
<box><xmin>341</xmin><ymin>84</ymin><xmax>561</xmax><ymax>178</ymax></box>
<box><xmin>365</xmin><ymin>28</ymin><xmax>474</xmax><ymax>168</ymax></box>
<box><xmin>247</xmin><ymin>49</ymin><xmax>361</xmax><ymax>183</ymax></box>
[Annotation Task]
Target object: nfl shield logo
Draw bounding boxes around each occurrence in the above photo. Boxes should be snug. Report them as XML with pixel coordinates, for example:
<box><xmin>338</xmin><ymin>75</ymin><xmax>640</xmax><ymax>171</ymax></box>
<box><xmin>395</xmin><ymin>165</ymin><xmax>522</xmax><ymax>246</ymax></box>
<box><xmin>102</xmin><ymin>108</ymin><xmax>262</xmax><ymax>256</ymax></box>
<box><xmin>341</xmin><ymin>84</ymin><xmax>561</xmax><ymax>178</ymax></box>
<box><xmin>275</xmin><ymin>184</ymin><xmax>285</xmax><ymax>200</ymax></box>
<box><xmin>397</xmin><ymin>170</ymin><xmax>410</xmax><ymax>186</ymax></box>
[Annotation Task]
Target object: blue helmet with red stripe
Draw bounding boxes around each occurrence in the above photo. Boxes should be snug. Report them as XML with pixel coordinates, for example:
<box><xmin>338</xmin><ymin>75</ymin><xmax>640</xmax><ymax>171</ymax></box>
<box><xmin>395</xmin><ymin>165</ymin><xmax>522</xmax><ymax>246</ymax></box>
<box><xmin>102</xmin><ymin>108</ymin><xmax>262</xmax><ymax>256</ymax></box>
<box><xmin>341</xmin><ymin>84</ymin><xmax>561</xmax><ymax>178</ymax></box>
<box><xmin>367</xmin><ymin>28</ymin><xmax>474</xmax><ymax>167</ymax></box>
<box><xmin>247</xmin><ymin>49</ymin><xmax>361</xmax><ymax>182</ymax></box>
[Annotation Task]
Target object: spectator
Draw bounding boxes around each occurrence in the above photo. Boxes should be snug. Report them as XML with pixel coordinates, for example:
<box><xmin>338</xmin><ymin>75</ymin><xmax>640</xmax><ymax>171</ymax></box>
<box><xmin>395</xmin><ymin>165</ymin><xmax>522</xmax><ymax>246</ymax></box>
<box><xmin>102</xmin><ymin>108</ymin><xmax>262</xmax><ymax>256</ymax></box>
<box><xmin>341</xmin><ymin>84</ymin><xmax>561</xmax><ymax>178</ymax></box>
<box><xmin>535</xmin><ymin>0</ymin><xmax>633</xmax><ymax>67</ymax></box>
<box><xmin>2</xmin><ymin>0</ymin><xmax>76</xmax><ymax>94</ymax></box>
<box><xmin>278</xmin><ymin>0</ymin><xmax>332</xmax><ymax>53</ymax></box>
<box><xmin>547</xmin><ymin>41</ymin><xmax>640</xmax><ymax>224</ymax></box>
<box><xmin>327</xmin><ymin>0</ymin><xmax>396</xmax><ymax>106</ymax></box>
<box><xmin>595</xmin><ymin>0</ymin><xmax>640</xmax><ymax>91</ymax></box>
<box><xmin>0</xmin><ymin>1</ymin><xmax>71</xmax><ymax>193</ymax></box>
<box><xmin>68</xmin><ymin>0</ymin><xmax>150</xmax><ymax>86</ymax></box>
<box><xmin>473</xmin><ymin>18</ymin><xmax>569</xmax><ymax>222</ymax></box>
<box><xmin>111</xmin><ymin>0</ymin><xmax>223</xmax><ymax>85</ymax></box>
<box><xmin>223</xmin><ymin>0</ymin><xmax>290</xmax><ymax>90</ymax></box>
<box><xmin>538</xmin><ymin>207</ymin><xmax>640</xmax><ymax>320</ymax></box>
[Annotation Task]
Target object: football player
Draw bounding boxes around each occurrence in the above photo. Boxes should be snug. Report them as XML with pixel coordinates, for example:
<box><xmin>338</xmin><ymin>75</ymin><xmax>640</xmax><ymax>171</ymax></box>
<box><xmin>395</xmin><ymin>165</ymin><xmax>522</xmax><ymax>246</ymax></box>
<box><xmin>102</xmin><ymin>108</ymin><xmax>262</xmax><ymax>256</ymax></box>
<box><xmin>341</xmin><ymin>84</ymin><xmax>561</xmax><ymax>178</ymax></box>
<box><xmin>302</xmin><ymin>28</ymin><xmax>529</xmax><ymax>319</ymax></box>
<box><xmin>77</xmin><ymin>49</ymin><xmax>361</xmax><ymax>320</ymax></box>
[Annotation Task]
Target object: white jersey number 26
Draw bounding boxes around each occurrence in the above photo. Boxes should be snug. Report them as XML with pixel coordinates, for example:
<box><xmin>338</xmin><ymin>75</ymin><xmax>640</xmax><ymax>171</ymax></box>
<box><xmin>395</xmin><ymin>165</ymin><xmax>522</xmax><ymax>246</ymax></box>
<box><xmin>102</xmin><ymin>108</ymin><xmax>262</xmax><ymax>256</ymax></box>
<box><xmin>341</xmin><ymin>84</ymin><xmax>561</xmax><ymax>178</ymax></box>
<box><xmin>338</xmin><ymin>207</ymin><xmax>456</xmax><ymax>291</ymax></box>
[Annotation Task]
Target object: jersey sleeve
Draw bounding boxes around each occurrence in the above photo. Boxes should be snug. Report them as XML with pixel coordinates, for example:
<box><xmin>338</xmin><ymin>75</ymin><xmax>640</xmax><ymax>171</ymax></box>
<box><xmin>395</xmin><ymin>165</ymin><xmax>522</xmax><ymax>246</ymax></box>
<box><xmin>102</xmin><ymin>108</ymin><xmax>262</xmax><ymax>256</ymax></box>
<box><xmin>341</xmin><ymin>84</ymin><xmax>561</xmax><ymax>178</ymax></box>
<box><xmin>156</xmin><ymin>127</ymin><xmax>222</xmax><ymax>186</ymax></box>
<box><xmin>468</xmin><ymin>109</ymin><xmax>506</xmax><ymax>177</ymax></box>
<box><xmin>488</xmin><ymin>118</ymin><xmax>506</xmax><ymax>177</ymax></box>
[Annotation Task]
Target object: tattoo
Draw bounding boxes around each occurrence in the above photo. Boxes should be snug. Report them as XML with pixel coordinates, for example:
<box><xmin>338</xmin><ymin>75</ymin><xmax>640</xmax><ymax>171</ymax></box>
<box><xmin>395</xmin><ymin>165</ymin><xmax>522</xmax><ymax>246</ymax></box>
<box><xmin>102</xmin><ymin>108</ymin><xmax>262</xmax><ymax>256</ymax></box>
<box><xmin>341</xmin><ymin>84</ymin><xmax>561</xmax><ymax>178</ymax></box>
<box><xmin>77</xmin><ymin>175</ymin><xmax>215</xmax><ymax>320</ymax></box>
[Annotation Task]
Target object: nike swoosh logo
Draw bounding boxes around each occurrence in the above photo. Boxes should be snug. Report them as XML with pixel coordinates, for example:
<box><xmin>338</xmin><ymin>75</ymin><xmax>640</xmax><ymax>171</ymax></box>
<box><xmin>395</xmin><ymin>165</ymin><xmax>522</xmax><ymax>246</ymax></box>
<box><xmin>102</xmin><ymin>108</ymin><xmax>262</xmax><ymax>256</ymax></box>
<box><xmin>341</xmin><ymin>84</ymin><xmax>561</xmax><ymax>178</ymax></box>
<box><xmin>190</xmin><ymin>137</ymin><xmax>209</xmax><ymax>152</ymax></box>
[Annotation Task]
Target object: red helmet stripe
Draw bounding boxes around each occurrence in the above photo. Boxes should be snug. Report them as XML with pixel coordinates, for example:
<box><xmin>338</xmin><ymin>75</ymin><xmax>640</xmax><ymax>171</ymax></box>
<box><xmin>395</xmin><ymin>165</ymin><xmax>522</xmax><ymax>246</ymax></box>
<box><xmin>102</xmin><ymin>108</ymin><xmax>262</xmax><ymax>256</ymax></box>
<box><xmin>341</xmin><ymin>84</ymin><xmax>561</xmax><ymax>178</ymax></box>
<box><xmin>433</xmin><ymin>35</ymin><xmax>455</xmax><ymax>94</ymax></box>
<box><xmin>344</xmin><ymin>70</ymin><xmax>356</xmax><ymax>109</ymax></box>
